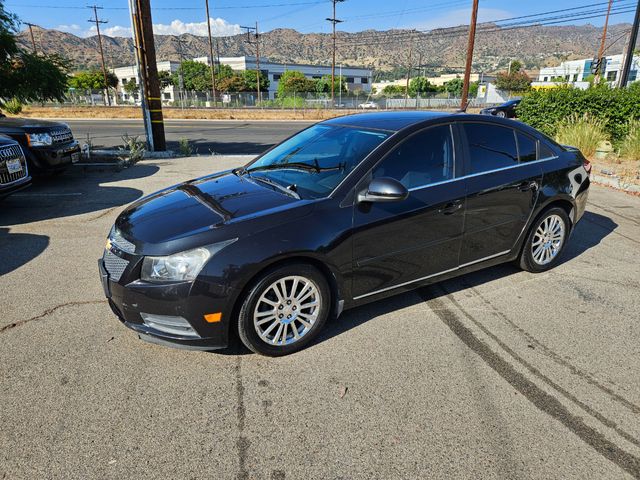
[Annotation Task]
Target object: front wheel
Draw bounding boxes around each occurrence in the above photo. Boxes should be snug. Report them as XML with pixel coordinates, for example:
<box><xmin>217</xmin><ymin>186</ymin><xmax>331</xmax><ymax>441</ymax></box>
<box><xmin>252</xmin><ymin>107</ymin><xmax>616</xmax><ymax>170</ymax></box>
<box><xmin>519</xmin><ymin>207</ymin><xmax>571</xmax><ymax>273</ymax></box>
<box><xmin>237</xmin><ymin>264</ymin><xmax>331</xmax><ymax>356</ymax></box>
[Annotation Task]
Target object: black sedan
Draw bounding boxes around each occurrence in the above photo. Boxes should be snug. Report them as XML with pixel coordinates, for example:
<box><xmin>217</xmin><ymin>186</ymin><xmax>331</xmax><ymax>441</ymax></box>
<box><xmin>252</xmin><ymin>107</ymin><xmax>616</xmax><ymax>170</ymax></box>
<box><xmin>0</xmin><ymin>135</ymin><xmax>31</xmax><ymax>199</ymax></box>
<box><xmin>480</xmin><ymin>99</ymin><xmax>521</xmax><ymax>118</ymax></box>
<box><xmin>0</xmin><ymin>114</ymin><xmax>80</xmax><ymax>175</ymax></box>
<box><xmin>100</xmin><ymin>112</ymin><xmax>590</xmax><ymax>356</ymax></box>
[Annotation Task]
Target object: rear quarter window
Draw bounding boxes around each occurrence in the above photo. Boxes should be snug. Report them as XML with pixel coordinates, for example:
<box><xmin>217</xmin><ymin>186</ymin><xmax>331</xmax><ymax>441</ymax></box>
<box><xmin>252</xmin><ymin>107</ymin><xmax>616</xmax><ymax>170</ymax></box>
<box><xmin>463</xmin><ymin>123</ymin><xmax>519</xmax><ymax>174</ymax></box>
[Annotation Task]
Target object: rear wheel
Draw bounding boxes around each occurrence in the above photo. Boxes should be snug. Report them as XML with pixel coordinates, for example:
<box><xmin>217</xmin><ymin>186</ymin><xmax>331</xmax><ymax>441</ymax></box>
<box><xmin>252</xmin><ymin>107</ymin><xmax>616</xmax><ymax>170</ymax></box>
<box><xmin>519</xmin><ymin>207</ymin><xmax>570</xmax><ymax>273</ymax></box>
<box><xmin>237</xmin><ymin>264</ymin><xmax>330</xmax><ymax>356</ymax></box>
<box><xmin>496</xmin><ymin>110</ymin><xmax>507</xmax><ymax>118</ymax></box>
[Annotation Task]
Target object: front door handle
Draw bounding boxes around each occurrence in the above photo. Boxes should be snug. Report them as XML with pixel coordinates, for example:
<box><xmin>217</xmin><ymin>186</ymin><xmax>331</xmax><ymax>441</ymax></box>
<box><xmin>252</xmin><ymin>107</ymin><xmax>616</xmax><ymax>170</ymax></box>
<box><xmin>518</xmin><ymin>181</ymin><xmax>538</xmax><ymax>192</ymax></box>
<box><xmin>438</xmin><ymin>200</ymin><xmax>463</xmax><ymax>215</ymax></box>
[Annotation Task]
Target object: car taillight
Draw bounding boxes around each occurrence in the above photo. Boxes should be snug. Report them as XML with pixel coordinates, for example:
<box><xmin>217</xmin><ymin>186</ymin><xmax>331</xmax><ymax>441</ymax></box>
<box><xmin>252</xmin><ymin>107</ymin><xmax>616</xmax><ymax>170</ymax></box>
<box><xmin>583</xmin><ymin>159</ymin><xmax>592</xmax><ymax>175</ymax></box>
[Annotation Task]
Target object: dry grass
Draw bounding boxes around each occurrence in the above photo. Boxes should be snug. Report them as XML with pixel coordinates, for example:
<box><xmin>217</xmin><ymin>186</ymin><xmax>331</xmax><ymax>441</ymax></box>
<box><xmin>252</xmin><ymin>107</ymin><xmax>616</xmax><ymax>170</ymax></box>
<box><xmin>555</xmin><ymin>113</ymin><xmax>609</xmax><ymax>158</ymax></box>
<box><xmin>18</xmin><ymin>105</ymin><xmax>462</xmax><ymax>121</ymax></box>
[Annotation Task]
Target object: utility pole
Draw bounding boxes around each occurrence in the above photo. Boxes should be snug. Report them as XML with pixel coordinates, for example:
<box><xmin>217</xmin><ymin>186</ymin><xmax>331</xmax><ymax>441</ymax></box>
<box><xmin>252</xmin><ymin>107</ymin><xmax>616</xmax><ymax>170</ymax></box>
<box><xmin>88</xmin><ymin>5</ymin><xmax>111</xmax><ymax>106</ymax></box>
<box><xmin>594</xmin><ymin>0</ymin><xmax>614</xmax><ymax>82</ymax></box>
<box><xmin>241</xmin><ymin>24</ymin><xmax>261</xmax><ymax>104</ymax></box>
<box><xmin>404</xmin><ymin>44</ymin><xmax>413</xmax><ymax>109</ymax></box>
<box><xmin>25</xmin><ymin>23</ymin><xmax>38</xmax><ymax>54</ymax></box>
<box><xmin>205</xmin><ymin>0</ymin><xmax>218</xmax><ymax>107</ymax></box>
<box><xmin>174</xmin><ymin>36</ymin><xmax>186</xmax><ymax>110</ymax></box>
<box><xmin>127</xmin><ymin>0</ymin><xmax>151</xmax><ymax>147</ymax></box>
<box><xmin>130</xmin><ymin>0</ymin><xmax>166</xmax><ymax>151</ymax></box>
<box><xmin>326</xmin><ymin>0</ymin><xmax>344</xmax><ymax>106</ymax></box>
<box><xmin>460</xmin><ymin>0</ymin><xmax>479</xmax><ymax>111</ymax></box>
<box><xmin>619</xmin><ymin>0</ymin><xmax>640</xmax><ymax>88</ymax></box>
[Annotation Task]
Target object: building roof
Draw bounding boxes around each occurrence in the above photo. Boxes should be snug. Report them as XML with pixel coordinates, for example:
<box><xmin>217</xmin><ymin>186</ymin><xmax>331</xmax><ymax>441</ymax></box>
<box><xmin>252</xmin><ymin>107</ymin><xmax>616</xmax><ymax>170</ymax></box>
<box><xmin>322</xmin><ymin>111</ymin><xmax>452</xmax><ymax>131</ymax></box>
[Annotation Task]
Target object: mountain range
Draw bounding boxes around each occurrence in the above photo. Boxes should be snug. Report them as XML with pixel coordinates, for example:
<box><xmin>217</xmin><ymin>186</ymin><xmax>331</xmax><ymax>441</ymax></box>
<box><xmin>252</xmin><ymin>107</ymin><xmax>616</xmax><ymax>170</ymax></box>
<box><xmin>16</xmin><ymin>23</ymin><xmax>638</xmax><ymax>76</ymax></box>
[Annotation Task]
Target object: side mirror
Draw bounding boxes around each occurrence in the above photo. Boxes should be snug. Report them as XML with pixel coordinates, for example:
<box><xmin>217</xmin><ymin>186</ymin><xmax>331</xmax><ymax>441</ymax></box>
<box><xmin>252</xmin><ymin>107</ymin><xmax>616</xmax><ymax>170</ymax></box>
<box><xmin>357</xmin><ymin>177</ymin><xmax>409</xmax><ymax>203</ymax></box>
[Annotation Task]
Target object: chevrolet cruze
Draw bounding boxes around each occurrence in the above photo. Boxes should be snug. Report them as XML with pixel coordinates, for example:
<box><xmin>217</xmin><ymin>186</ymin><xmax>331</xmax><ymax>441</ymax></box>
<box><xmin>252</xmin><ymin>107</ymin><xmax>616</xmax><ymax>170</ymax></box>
<box><xmin>99</xmin><ymin>112</ymin><xmax>590</xmax><ymax>356</ymax></box>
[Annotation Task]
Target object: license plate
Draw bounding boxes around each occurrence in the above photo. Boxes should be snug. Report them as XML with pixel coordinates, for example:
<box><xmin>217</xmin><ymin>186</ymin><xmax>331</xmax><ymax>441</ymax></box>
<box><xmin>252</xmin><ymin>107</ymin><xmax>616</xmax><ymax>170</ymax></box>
<box><xmin>6</xmin><ymin>158</ymin><xmax>22</xmax><ymax>174</ymax></box>
<box><xmin>71</xmin><ymin>152</ymin><xmax>80</xmax><ymax>163</ymax></box>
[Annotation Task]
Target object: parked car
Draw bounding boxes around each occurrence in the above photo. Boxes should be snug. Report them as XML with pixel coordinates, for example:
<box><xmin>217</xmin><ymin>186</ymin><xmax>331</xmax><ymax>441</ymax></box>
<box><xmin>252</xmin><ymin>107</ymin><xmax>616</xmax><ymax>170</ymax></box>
<box><xmin>480</xmin><ymin>98</ymin><xmax>521</xmax><ymax>118</ymax></box>
<box><xmin>100</xmin><ymin>112</ymin><xmax>590</xmax><ymax>356</ymax></box>
<box><xmin>0</xmin><ymin>135</ymin><xmax>31</xmax><ymax>199</ymax></box>
<box><xmin>358</xmin><ymin>101</ymin><xmax>378</xmax><ymax>109</ymax></box>
<box><xmin>0</xmin><ymin>113</ymin><xmax>80</xmax><ymax>175</ymax></box>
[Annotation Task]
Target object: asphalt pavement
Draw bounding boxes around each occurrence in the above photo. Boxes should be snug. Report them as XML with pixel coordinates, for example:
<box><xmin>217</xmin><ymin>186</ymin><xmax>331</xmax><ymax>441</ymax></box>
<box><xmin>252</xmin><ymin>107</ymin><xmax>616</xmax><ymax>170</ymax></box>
<box><xmin>64</xmin><ymin>119</ymin><xmax>313</xmax><ymax>155</ymax></box>
<box><xmin>1</xmin><ymin>156</ymin><xmax>640</xmax><ymax>479</ymax></box>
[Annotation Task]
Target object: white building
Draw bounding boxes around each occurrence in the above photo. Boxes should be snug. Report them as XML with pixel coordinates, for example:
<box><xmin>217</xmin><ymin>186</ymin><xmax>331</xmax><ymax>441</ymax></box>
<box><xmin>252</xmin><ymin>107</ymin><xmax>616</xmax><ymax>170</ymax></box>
<box><xmin>535</xmin><ymin>54</ymin><xmax>639</xmax><ymax>87</ymax></box>
<box><xmin>112</xmin><ymin>56</ymin><xmax>372</xmax><ymax>104</ymax></box>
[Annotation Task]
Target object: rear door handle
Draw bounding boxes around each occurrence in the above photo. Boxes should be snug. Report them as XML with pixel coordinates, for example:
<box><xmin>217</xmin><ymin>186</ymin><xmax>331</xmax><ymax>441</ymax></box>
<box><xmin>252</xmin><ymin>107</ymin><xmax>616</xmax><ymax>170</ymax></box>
<box><xmin>438</xmin><ymin>200</ymin><xmax>463</xmax><ymax>215</ymax></box>
<box><xmin>518</xmin><ymin>181</ymin><xmax>538</xmax><ymax>192</ymax></box>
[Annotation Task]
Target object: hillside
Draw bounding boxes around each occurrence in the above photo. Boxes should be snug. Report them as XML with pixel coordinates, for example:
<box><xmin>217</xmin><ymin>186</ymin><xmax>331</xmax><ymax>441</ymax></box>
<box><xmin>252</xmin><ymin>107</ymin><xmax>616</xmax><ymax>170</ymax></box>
<box><xmin>16</xmin><ymin>23</ymin><xmax>637</xmax><ymax>75</ymax></box>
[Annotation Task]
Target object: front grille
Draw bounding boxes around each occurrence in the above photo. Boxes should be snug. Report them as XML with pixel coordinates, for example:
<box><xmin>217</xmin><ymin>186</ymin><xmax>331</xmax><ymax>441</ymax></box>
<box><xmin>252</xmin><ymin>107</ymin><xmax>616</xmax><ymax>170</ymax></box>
<box><xmin>0</xmin><ymin>144</ymin><xmax>27</xmax><ymax>185</ymax></box>
<box><xmin>103</xmin><ymin>249</ymin><xmax>129</xmax><ymax>282</ymax></box>
<box><xmin>50</xmin><ymin>128</ymin><xmax>74</xmax><ymax>144</ymax></box>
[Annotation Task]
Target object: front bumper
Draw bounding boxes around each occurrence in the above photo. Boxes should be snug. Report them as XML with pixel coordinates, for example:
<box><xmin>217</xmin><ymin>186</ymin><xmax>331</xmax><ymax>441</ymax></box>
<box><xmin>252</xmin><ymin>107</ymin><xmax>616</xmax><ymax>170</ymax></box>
<box><xmin>99</xmin><ymin>256</ymin><xmax>237</xmax><ymax>351</ymax></box>
<box><xmin>27</xmin><ymin>141</ymin><xmax>80</xmax><ymax>171</ymax></box>
<box><xmin>0</xmin><ymin>175</ymin><xmax>31</xmax><ymax>199</ymax></box>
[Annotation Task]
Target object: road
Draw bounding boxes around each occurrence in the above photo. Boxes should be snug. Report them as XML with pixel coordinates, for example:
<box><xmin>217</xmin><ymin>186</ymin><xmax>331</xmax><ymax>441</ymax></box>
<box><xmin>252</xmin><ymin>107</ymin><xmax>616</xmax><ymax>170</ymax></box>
<box><xmin>64</xmin><ymin>119</ymin><xmax>313</xmax><ymax>155</ymax></box>
<box><xmin>1</xmin><ymin>157</ymin><xmax>640</xmax><ymax>479</ymax></box>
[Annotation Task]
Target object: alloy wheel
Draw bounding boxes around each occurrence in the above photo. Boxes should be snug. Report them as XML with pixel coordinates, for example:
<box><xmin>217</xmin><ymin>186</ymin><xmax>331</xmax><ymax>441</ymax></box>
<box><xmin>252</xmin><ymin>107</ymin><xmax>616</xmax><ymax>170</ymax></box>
<box><xmin>253</xmin><ymin>275</ymin><xmax>321</xmax><ymax>346</ymax></box>
<box><xmin>531</xmin><ymin>214</ymin><xmax>565</xmax><ymax>265</ymax></box>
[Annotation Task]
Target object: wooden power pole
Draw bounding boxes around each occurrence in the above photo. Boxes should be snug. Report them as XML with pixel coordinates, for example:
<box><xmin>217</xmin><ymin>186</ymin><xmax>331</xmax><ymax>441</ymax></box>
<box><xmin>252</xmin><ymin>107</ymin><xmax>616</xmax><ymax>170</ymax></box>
<box><xmin>460</xmin><ymin>0</ymin><xmax>479</xmax><ymax>111</ymax></box>
<box><xmin>25</xmin><ymin>23</ymin><xmax>38</xmax><ymax>54</ymax></box>
<box><xmin>327</xmin><ymin>0</ymin><xmax>344</xmax><ymax>106</ymax></box>
<box><xmin>594</xmin><ymin>0</ymin><xmax>614</xmax><ymax>82</ymax></box>
<box><xmin>130</xmin><ymin>0</ymin><xmax>166</xmax><ymax>151</ymax></box>
<box><xmin>619</xmin><ymin>0</ymin><xmax>640</xmax><ymax>88</ymax></box>
<box><xmin>88</xmin><ymin>6</ymin><xmax>111</xmax><ymax>106</ymax></box>
<box><xmin>241</xmin><ymin>24</ymin><xmax>262</xmax><ymax>104</ymax></box>
<box><xmin>205</xmin><ymin>0</ymin><xmax>218</xmax><ymax>106</ymax></box>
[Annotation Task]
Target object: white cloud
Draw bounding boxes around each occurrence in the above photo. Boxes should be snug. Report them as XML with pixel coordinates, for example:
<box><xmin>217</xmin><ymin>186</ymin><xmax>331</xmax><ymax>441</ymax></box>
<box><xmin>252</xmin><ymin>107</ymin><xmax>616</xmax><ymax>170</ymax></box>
<box><xmin>75</xmin><ymin>17</ymin><xmax>241</xmax><ymax>38</ymax></box>
<box><xmin>410</xmin><ymin>8</ymin><xmax>513</xmax><ymax>31</ymax></box>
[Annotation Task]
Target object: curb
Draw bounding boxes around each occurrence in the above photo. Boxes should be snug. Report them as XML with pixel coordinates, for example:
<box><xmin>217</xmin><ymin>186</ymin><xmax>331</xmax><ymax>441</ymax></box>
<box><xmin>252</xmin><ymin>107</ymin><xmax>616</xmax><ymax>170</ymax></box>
<box><xmin>591</xmin><ymin>173</ymin><xmax>640</xmax><ymax>194</ymax></box>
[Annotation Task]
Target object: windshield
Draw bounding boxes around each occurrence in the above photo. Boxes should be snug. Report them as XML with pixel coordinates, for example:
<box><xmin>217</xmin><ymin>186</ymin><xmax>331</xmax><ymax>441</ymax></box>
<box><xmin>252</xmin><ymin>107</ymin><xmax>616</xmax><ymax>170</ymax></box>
<box><xmin>245</xmin><ymin>124</ymin><xmax>390</xmax><ymax>199</ymax></box>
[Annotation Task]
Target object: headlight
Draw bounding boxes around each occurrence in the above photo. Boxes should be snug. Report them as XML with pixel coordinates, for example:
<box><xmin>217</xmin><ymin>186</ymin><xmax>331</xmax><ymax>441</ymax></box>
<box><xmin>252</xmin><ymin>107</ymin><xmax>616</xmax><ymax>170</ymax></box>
<box><xmin>140</xmin><ymin>239</ymin><xmax>237</xmax><ymax>283</ymax></box>
<box><xmin>27</xmin><ymin>133</ymin><xmax>53</xmax><ymax>146</ymax></box>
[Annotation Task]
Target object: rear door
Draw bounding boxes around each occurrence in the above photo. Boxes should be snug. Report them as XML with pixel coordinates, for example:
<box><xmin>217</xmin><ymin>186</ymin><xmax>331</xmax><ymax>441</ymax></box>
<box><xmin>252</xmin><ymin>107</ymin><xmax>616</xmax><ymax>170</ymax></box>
<box><xmin>460</xmin><ymin>122</ymin><xmax>542</xmax><ymax>265</ymax></box>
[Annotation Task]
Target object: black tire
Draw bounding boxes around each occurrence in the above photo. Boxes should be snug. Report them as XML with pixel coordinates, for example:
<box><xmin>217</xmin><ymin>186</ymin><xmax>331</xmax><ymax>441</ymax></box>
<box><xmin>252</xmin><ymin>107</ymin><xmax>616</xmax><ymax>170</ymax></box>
<box><xmin>519</xmin><ymin>207</ymin><xmax>571</xmax><ymax>273</ymax></box>
<box><xmin>496</xmin><ymin>110</ymin><xmax>507</xmax><ymax>118</ymax></box>
<box><xmin>237</xmin><ymin>263</ymin><xmax>331</xmax><ymax>356</ymax></box>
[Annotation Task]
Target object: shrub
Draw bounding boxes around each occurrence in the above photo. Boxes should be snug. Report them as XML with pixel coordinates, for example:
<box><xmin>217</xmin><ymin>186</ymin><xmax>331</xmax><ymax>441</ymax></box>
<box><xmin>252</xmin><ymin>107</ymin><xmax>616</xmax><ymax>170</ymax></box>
<box><xmin>118</xmin><ymin>134</ymin><xmax>145</xmax><ymax>165</ymax></box>
<box><xmin>2</xmin><ymin>98</ymin><xmax>23</xmax><ymax>114</ymax></box>
<box><xmin>517</xmin><ymin>86</ymin><xmax>640</xmax><ymax>143</ymax></box>
<box><xmin>554</xmin><ymin>113</ymin><xmax>608</xmax><ymax>157</ymax></box>
<box><xmin>178</xmin><ymin>138</ymin><xmax>194</xmax><ymax>156</ymax></box>
<box><xmin>619</xmin><ymin>119</ymin><xmax>640</xmax><ymax>161</ymax></box>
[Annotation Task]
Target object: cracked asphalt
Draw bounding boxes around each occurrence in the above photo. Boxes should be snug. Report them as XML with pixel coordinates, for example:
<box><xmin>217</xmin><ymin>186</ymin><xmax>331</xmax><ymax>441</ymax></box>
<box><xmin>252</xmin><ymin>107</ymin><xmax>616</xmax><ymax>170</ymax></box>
<box><xmin>1</xmin><ymin>156</ymin><xmax>639</xmax><ymax>479</ymax></box>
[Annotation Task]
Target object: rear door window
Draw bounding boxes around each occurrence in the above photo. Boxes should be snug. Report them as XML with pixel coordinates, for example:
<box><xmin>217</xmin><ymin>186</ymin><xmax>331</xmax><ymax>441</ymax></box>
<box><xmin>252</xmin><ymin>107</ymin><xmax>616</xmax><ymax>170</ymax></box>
<box><xmin>463</xmin><ymin>123</ymin><xmax>518</xmax><ymax>174</ymax></box>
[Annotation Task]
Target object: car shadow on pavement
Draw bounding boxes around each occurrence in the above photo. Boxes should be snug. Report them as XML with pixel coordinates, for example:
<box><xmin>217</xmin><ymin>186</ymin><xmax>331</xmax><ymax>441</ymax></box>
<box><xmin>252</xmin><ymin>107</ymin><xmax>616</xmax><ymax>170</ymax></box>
<box><xmin>0</xmin><ymin>228</ymin><xmax>50</xmax><ymax>276</ymax></box>
<box><xmin>214</xmin><ymin>209</ymin><xmax>618</xmax><ymax>355</ymax></box>
<box><xmin>0</xmin><ymin>164</ymin><xmax>159</xmax><ymax>227</ymax></box>
<box><xmin>166</xmin><ymin>139</ymin><xmax>274</xmax><ymax>156</ymax></box>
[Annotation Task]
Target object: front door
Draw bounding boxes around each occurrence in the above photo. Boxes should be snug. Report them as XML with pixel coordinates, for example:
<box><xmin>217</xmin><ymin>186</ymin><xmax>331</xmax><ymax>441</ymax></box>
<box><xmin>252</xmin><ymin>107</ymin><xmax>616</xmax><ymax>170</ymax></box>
<box><xmin>351</xmin><ymin>124</ymin><xmax>465</xmax><ymax>300</ymax></box>
<box><xmin>460</xmin><ymin>122</ymin><xmax>543</xmax><ymax>264</ymax></box>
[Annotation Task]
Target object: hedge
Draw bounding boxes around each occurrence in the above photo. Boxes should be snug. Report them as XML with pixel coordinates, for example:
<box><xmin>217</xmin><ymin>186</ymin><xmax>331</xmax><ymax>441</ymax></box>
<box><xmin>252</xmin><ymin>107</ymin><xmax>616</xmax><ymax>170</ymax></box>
<box><xmin>516</xmin><ymin>84</ymin><xmax>640</xmax><ymax>143</ymax></box>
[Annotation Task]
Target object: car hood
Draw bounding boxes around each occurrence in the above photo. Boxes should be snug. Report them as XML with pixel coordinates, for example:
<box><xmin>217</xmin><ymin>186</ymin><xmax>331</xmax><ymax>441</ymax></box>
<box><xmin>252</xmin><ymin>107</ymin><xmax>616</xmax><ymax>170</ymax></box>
<box><xmin>115</xmin><ymin>170</ymin><xmax>308</xmax><ymax>252</ymax></box>
<box><xmin>0</xmin><ymin>117</ymin><xmax>67</xmax><ymax>133</ymax></box>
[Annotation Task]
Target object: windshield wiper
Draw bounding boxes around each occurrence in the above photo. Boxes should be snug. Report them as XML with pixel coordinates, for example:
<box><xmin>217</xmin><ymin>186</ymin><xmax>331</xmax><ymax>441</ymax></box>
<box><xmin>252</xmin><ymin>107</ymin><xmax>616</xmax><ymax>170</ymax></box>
<box><xmin>250</xmin><ymin>175</ymin><xmax>300</xmax><ymax>199</ymax></box>
<box><xmin>248</xmin><ymin>160</ymin><xmax>345</xmax><ymax>174</ymax></box>
<box><xmin>233</xmin><ymin>166</ymin><xmax>249</xmax><ymax>176</ymax></box>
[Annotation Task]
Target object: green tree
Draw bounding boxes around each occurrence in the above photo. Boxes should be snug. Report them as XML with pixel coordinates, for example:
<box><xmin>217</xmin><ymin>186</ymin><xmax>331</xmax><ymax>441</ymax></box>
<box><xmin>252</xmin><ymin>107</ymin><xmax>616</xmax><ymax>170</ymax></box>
<box><xmin>242</xmin><ymin>69</ymin><xmax>270</xmax><ymax>92</ymax></box>
<box><xmin>277</xmin><ymin>70</ymin><xmax>316</xmax><ymax>96</ymax></box>
<box><xmin>444</xmin><ymin>78</ymin><xmax>464</xmax><ymax>96</ymax></box>
<box><xmin>381</xmin><ymin>84</ymin><xmax>406</xmax><ymax>96</ymax></box>
<box><xmin>315</xmin><ymin>74</ymin><xmax>346</xmax><ymax>94</ymax></box>
<box><xmin>158</xmin><ymin>70</ymin><xmax>173</xmax><ymax>87</ymax></box>
<box><xmin>218</xmin><ymin>74</ymin><xmax>247</xmax><ymax>93</ymax></box>
<box><xmin>495</xmin><ymin>61</ymin><xmax>531</xmax><ymax>92</ymax></box>
<box><xmin>172</xmin><ymin>60</ymin><xmax>212</xmax><ymax>91</ymax></box>
<box><xmin>123</xmin><ymin>81</ymin><xmax>139</xmax><ymax>95</ymax></box>
<box><xmin>216</xmin><ymin>63</ymin><xmax>234</xmax><ymax>80</ymax></box>
<box><xmin>408</xmin><ymin>77</ymin><xmax>437</xmax><ymax>96</ymax></box>
<box><xmin>0</xmin><ymin>1</ymin><xmax>69</xmax><ymax>103</ymax></box>
<box><xmin>68</xmin><ymin>70</ymin><xmax>117</xmax><ymax>90</ymax></box>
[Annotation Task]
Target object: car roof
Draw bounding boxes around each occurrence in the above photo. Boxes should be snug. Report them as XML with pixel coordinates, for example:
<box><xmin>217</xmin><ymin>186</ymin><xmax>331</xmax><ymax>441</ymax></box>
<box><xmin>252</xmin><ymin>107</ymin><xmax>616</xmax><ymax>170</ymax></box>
<box><xmin>322</xmin><ymin>111</ymin><xmax>452</xmax><ymax>132</ymax></box>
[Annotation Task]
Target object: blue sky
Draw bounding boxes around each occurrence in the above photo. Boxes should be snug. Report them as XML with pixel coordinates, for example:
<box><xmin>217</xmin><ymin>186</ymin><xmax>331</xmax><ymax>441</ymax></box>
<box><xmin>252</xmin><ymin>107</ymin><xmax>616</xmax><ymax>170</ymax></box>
<box><xmin>6</xmin><ymin>0</ymin><xmax>638</xmax><ymax>37</ymax></box>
